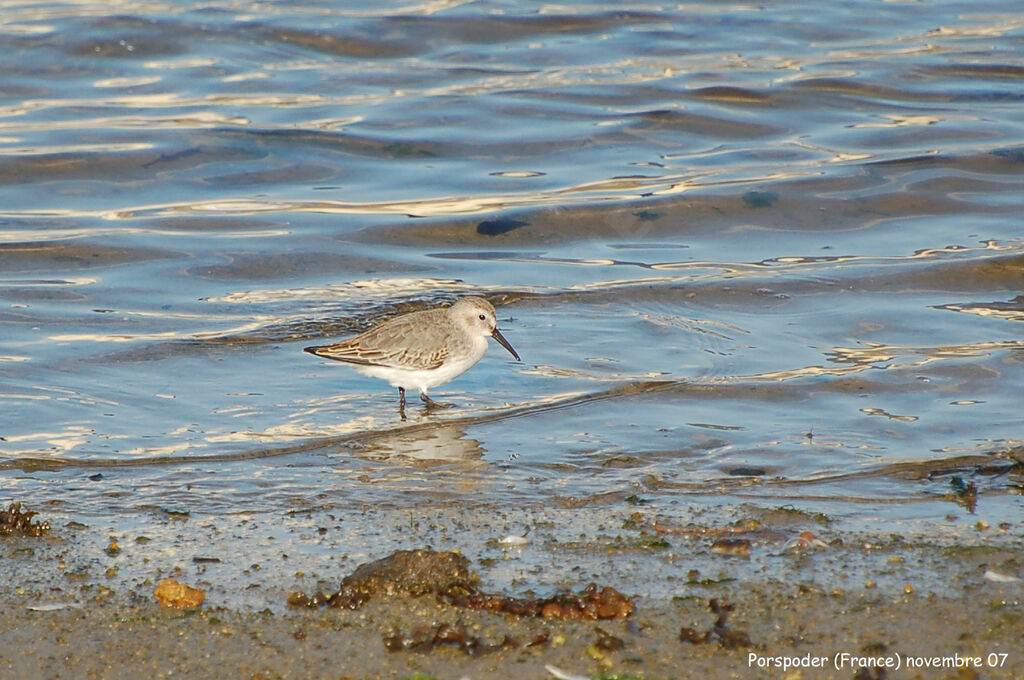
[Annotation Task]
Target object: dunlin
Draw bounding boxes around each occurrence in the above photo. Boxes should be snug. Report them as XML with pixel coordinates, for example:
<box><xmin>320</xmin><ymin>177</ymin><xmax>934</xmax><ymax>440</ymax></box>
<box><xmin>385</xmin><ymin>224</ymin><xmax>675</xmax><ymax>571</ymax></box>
<box><xmin>304</xmin><ymin>296</ymin><xmax>520</xmax><ymax>410</ymax></box>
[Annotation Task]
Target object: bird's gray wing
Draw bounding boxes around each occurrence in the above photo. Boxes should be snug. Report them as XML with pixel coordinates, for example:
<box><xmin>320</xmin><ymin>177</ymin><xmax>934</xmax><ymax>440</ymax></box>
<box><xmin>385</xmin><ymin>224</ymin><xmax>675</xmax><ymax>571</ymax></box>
<box><xmin>305</xmin><ymin>311</ymin><xmax>449</xmax><ymax>370</ymax></box>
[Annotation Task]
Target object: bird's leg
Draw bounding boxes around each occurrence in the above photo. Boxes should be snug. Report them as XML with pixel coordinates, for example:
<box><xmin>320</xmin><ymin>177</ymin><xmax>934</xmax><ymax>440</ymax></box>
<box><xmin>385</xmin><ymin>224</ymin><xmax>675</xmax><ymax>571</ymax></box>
<box><xmin>398</xmin><ymin>387</ymin><xmax>408</xmax><ymax>420</ymax></box>
<box><xmin>420</xmin><ymin>393</ymin><xmax>453</xmax><ymax>410</ymax></box>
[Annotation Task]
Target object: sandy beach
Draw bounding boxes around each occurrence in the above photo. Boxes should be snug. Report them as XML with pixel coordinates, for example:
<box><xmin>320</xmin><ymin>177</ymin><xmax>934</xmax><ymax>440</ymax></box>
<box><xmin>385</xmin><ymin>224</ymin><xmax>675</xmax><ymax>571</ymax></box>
<box><xmin>3</xmin><ymin>500</ymin><xmax>1021</xmax><ymax>679</ymax></box>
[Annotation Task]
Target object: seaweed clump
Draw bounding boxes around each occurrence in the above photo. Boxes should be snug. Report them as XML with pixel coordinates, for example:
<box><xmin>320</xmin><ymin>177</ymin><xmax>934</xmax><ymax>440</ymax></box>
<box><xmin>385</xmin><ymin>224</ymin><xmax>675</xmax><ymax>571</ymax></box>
<box><xmin>0</xmin><ymin>502</ymin><xmax>50</xmax><ymax>537</ymax></box>
<box><xmin>382</xmin><ymin>622</ymin><xmax>517</xmax><ymax>656</ymax></box>
<box><xmin>444</xmin><ymin>581</ymin><xmax>635</xmax><ymax>620</ymax></box>
<box><xmin>679</xmin><ymin>598</ymin><xmax>752</xmax><ymax>649</ymax></box>
<box><xmin>289</xmin><ymin>549</ymin><xmax>635</xmax><ymax>620</ymax></box>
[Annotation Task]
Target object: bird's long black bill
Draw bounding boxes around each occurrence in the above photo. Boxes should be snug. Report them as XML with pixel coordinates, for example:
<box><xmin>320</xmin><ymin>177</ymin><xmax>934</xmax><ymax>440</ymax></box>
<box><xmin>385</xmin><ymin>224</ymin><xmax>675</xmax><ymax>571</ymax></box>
<box><xmin>491</xmin><ymin>328</ymin><xmax>520</xmax><ymax>361</ymax></box>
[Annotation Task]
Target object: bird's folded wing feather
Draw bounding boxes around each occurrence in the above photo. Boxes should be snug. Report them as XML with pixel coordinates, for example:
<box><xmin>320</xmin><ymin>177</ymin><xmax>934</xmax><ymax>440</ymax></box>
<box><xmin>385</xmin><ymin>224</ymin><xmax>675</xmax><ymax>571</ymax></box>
<box><xmin>307</xmin><ymin>313</ymin><xmax>448</xmax><ymax>369</ymax></box>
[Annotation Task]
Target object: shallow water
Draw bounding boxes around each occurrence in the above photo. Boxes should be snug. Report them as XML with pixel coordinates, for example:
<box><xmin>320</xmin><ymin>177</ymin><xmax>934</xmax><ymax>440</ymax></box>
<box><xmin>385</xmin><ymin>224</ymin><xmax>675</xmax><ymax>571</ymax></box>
<box><xmin>2</xmin><ymin>1</ymin><xmax>1023</xmax><ymax>606</ymax></box>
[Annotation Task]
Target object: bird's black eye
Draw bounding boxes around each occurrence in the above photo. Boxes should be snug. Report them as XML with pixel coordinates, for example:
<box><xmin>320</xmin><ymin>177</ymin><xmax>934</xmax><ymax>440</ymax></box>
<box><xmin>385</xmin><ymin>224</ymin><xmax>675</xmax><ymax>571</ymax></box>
<box><xmin>478</xmin><ymin>314</ymin><xmax>486</xmax><ymax>320</ymax></box>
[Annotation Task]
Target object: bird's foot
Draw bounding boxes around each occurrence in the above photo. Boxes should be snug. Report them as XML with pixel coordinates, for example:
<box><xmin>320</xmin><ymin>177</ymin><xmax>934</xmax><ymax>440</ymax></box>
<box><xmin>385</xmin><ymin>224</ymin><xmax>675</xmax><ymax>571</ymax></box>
<box><xmin>420</xmin><ymin>393</ymin><xmax>454</xmax><ymax>410</ymax></box>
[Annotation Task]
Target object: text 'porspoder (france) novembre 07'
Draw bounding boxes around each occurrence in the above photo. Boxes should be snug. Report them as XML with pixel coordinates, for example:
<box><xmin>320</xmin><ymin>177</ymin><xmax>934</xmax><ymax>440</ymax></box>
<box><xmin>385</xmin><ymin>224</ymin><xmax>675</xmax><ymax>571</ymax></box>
<box><xmin>748</xmin><ymin>650</ymin><xmax>1011</xmax><ymax>673</ymax></box>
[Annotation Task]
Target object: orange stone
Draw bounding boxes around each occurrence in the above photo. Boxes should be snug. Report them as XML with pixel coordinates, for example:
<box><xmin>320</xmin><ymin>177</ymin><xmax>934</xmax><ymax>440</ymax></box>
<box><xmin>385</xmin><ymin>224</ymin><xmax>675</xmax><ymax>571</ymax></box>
<box><xmin>154</xmin><ymin>578</ymin><xmax>206</xmax><ymax>609</ymax></box>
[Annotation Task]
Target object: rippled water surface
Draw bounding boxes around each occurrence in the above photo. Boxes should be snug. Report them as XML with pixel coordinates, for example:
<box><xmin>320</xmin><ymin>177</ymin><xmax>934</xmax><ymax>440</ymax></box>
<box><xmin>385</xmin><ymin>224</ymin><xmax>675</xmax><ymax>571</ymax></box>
<box><xmin>2</xmin><ymin>1</ymin><xmax>1023</xmax><ymax>604</ymax></box>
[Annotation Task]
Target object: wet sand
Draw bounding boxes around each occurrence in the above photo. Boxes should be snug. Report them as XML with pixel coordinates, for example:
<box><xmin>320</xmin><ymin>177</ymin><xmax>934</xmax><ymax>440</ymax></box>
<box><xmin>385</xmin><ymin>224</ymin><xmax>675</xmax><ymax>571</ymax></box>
<box><xmin>3</xmin><ymin>502</ymin><xmax>1021</xmax><ymax>680</ymax></box>
<box><xmin>2</xmin><ymin>564</ymin><xmax>1021</xmax><ymax>679</ymax></box>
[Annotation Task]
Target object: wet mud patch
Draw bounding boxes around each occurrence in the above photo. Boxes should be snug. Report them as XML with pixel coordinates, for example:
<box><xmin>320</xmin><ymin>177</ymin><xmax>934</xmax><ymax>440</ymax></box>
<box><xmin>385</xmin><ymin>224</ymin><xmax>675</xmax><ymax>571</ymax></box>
<box><xmin>0</xmin><ymin>242</ymin><xmax>179</xmax><ymax>272</ymax></box>
<box><xmin>188</xmin><ymin>251</ymin><xmax>423</xmax><ymax>282</ymax></box>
